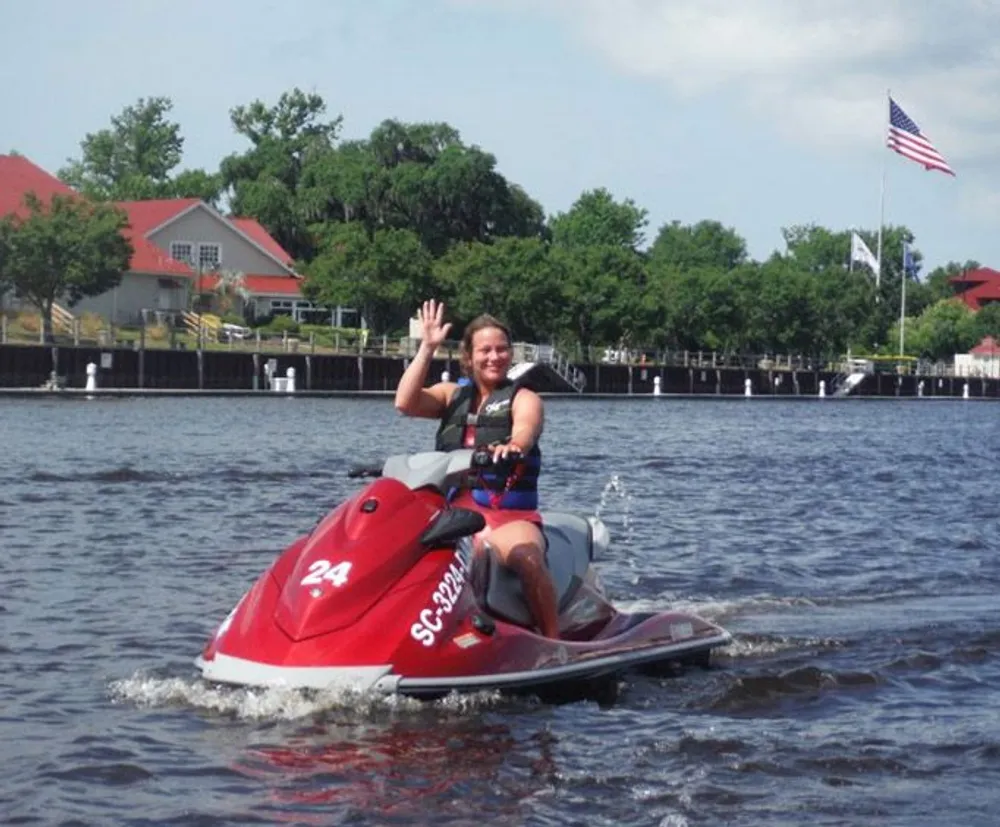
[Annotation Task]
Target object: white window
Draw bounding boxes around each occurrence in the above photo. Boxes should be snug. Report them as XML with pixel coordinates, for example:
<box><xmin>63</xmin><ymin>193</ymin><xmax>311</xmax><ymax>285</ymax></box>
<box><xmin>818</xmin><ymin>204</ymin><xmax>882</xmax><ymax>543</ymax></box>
<box><xmin>269</xmin><ymin>299</ymin><xmax>294</xmax><ymax>317</ymax></box>
<box><xmin>170</xmin><ymin>242</ymin><xmax>194</xmax><ymax>265</ymax></box>
<box><xmin>198</xmin><ymin>243</ymin><xmax>221</xmax><ymax>270</ymax></box>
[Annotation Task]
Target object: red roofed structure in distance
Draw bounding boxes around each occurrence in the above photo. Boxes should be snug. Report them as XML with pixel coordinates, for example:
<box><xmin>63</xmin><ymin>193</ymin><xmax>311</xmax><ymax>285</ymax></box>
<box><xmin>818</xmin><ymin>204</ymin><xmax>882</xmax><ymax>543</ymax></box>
<box><xmin>0</xmin><ymin>154</ymin><xmax>345</xmax><ymax>326</ymax></box>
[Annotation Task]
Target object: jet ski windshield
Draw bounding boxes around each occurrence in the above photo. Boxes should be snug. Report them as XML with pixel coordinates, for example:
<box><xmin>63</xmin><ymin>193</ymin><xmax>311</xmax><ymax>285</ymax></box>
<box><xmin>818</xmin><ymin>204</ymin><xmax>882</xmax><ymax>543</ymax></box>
<box><xmin>380</xmin><ymin>449</ymin><xmax>486</xmax><ymax>494</ymax></box>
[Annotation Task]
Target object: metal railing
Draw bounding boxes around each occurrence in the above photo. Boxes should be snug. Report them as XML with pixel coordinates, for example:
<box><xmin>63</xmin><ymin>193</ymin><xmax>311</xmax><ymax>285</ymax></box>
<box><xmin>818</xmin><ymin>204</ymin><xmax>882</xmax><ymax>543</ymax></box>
<box><xmin>520</xmin><ymin>343</ymin><xmax>586</xmax><ymax>392</ymax></box>
<box><xmin>830</xmin><ymin>371</ymin><xmax>868</xmax><ymax>397</ymax></box>
<box><xmin>0</xmin><ymin>316</ymin><xmax>989</xmax><ymax>380</ymax></box>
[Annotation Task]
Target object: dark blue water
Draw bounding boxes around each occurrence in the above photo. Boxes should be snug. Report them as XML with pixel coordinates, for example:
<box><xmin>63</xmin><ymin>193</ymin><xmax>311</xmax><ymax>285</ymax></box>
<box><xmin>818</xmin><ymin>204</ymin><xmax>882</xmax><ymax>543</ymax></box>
<box><xmin>1</xmin><ymin>396</ymin><xmax>998</xmax><ymax>826</ymax></box>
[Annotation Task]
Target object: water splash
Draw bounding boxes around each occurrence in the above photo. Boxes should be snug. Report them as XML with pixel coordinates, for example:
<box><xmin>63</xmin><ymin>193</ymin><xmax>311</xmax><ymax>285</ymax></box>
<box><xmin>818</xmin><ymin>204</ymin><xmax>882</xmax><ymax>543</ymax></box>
<box><xmin>595</xmin><ymin>473</ymin><xmax>635</xmax><ymax>549</ymax></box>
<box><xmin>107</xmin><ymin>672</ymin><xmax>507</xmax><ymax>721</ymax></box>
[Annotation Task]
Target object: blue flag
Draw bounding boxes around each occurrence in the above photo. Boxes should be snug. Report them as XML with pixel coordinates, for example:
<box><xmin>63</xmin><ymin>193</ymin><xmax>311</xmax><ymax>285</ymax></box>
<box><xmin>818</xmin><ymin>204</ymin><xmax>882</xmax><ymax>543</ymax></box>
<box><xmin>902</xmin><ymin>242</ymin><xmax>918</xmax><ymax>278</ymax></box>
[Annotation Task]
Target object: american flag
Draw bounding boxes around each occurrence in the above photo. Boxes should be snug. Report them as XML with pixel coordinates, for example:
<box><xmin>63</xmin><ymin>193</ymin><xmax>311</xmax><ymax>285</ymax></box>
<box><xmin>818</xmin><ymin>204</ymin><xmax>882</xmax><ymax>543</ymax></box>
<box><xmin>887</xmin><ymin>97</ymin><xmax>955</xmax><ymax>176</ymax></box>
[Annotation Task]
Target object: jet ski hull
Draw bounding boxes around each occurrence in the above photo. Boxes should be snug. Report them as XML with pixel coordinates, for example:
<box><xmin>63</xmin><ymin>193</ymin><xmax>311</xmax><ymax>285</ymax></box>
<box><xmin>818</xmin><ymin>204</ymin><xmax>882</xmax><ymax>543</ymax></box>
<box><xmin>194</xmin><ymin>450</ymin><xmax>732</xmax><ymax>700</ymax></box>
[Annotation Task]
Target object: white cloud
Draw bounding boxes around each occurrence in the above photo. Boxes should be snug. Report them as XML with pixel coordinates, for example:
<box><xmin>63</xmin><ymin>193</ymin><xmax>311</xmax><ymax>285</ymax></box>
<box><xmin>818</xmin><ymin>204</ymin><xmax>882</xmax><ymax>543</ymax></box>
<box><xmin>466</xmin><ymin>0</ymin><xmax>1000</xmax><ymax>164</ymax></box>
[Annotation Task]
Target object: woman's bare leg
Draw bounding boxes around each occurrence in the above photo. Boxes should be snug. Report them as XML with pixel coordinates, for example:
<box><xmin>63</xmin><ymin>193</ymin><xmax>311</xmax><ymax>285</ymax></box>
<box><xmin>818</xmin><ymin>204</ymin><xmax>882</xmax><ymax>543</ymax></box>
<box><xmin>484</xmin><ymin>521</ymin><xmax>560</xmax><ymax>638</ymax></box>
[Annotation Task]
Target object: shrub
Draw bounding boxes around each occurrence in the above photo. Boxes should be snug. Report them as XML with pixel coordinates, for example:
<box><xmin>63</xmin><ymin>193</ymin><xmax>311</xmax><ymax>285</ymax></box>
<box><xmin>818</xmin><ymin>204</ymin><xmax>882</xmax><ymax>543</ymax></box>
<box><xmin>261</xmin><ymin>314</ymin><xmax>300</xmax><ymax>335</ymax></box>
<box><xmin>147</xmin><ymin>323</ymin><xmax>169</xmax><ymax>341</ymax></box>
<box><xmin>17</xmin><ymin>311</ymin><xmax>41</xmax><ymax>334</ymax></box>
<box><xmin>80</xmin><ymin>312</ymin><xmax>105</xmax><ymax>339</ymax></box>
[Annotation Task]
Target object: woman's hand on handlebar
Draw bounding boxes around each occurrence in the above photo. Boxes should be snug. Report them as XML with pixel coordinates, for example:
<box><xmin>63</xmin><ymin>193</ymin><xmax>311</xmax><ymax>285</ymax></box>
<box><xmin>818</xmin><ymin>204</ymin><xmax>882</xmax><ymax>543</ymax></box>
<box><xmin>470</xmin><ymin>443</ymin><xmax>522</xmax><ymax>468</ymax></box>
<box><xmin>489</xmin><ymin>441</ymin><xmax>523</xmax><ymax>464</ymax></box>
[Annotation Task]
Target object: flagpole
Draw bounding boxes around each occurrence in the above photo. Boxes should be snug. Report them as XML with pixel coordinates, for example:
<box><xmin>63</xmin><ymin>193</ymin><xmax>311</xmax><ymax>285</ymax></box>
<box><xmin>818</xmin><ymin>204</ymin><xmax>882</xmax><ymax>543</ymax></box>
<box><xmin>875</xmin><ymin>89</ymin><xmax>889</xmax><ymax>294</ymax></box>
<box><xmin>899</xmin><ymin>242</ymin><xmax>907</xmax><ymax>356</ymax></box>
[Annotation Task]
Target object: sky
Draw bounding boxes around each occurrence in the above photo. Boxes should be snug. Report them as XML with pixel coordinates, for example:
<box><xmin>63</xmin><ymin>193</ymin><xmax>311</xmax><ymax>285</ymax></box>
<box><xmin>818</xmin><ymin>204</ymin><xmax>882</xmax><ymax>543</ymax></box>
<box><xmin>3</xmin><ymin>0</ymin><xmax>999</xmax><ymax>275</ymax></box>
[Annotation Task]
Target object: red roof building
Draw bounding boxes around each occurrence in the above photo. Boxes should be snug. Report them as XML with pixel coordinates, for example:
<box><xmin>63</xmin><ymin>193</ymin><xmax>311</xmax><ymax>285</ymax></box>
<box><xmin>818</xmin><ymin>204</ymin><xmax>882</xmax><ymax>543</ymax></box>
<box><xmin>0</xmin><ymin>156</ymin><xmax>189</xmax><ymax>277</ymax></box>
<box><xmin>113</xmin><ymin>197</ymin><xmax>299</xmax><ymax>282</ymax></box>
<box><xmin>970</xmin><ymin>335</ymin><xmax>1000</xmax><ymax>356</ymax></box>
<box><xmin>955</xmin><ymin>335</ymin><xmax>1000</xmax><ymax>379</ymax></box>
<box><xmin>0</xmin><ymin>154</ymin><xmax>76</xmax><ymax>215</ymax></box>
<box><xmin>230</xmin><ymin>218</ymin><xmax>295</xmax><ymax>267</ymax></box>
<box><xmin>949</xmin><ymin>268</ymin><xmax>1000</xmax><ymax>310</ymax></box>
<box><xmin>0</xmin><ymin>154</ymin><xmax>312</xmax><ymax>323</ymax></box>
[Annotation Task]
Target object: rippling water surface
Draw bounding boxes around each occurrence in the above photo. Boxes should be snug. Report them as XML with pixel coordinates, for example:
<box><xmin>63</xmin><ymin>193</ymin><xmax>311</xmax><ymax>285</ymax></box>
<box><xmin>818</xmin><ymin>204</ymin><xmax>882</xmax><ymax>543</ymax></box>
<box><xmin>1</xmin><ymin>396</ymin><xmax>998</xmax><ymax>826</ymax></box>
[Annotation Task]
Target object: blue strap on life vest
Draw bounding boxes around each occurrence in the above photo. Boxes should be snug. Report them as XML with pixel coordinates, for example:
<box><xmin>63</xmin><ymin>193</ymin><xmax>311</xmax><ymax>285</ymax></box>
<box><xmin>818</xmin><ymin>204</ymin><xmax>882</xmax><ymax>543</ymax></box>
<box><xmin>471</xmin><ymin>487</ymin><xmax>538</xmax><ymax>509</ymax></box>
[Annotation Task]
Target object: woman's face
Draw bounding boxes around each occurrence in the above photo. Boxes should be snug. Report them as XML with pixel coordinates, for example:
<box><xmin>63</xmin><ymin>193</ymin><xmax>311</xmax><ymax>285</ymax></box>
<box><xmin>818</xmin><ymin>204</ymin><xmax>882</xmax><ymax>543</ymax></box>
<box><xmin>469</xmin><ymin>326</ymin><xmax>512</xmax><ymax>386</ymax></box>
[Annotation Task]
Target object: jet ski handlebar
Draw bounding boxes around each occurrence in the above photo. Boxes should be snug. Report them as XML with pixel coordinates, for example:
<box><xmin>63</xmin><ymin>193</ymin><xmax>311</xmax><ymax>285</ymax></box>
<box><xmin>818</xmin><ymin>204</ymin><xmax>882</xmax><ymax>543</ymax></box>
<box><xmin>470</xmin><ymin>447</ymin><xmax>523</xmax><ymax>468</ymax></box>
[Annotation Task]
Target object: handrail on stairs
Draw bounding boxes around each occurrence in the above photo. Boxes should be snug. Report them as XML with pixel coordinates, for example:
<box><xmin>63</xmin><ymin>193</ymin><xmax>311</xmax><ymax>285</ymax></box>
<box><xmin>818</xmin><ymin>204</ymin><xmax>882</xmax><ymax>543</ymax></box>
<box><xmin>50</xmin><ymin>303</ymin><xmax>75</xmax><ymax>333</ymax></box>
<box><xmin>831</xmin><ymin>370</ymin><xmax>867</xmax><ymax>397</ymax></box>
<box><xmin>829</xmin><ymin>371</ymin><xmax>849</xmax><ymax>395</ymax></box>
<box><xmin>522</xmin><ymin>343</ymin><xmax>586</xmax><ymax>392</ymax></box>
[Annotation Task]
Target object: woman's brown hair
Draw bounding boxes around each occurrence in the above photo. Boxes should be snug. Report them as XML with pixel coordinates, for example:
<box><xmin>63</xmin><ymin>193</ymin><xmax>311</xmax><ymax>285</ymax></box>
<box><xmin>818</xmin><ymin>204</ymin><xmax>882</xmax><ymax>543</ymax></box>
<box><xmin>459</xmin><ymin>314</ymin><xmax>512</xmax><ymax>377</ymax></box>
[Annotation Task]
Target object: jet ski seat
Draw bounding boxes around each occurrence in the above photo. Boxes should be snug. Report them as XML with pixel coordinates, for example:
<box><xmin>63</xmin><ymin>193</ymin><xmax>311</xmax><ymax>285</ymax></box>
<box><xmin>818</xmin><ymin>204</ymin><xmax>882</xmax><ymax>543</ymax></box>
<box><xmin>479</xmin><ymin>511</ymin><xmax>594</xmax><ymax>630</ymax></box>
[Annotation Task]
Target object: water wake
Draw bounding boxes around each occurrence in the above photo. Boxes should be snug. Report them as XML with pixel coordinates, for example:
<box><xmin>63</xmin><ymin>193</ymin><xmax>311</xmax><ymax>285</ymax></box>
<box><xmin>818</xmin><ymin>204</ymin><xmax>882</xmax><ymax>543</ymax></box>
<box><xmin>108</xmin><ymin>672</ymin><xmax>506</xmax><ymax>721</ymax></box>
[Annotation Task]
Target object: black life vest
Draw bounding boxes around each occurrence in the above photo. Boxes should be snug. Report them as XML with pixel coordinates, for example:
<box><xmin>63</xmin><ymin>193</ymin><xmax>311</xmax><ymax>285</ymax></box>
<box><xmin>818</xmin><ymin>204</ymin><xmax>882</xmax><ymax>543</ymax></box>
<box><xmin>434</xmin><ymin>380</ymin><xmax>541</xmax><ymax>509</ymax></box>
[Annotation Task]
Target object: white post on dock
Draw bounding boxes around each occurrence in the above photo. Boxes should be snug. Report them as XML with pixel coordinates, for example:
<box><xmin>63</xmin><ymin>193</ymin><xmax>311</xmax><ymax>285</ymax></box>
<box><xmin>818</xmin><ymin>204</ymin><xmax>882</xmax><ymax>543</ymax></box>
<box><xmin>652</xmin><ymin>376</ymin><xmax>661</xmax><ymax>397</ymax></box>
<box><xmin>286</xmin><ymin>367</ymin><xmax>296</xmax><ymax>394</ymax></box>
<box><xmin>85</xmin><ymin>362</ymin><xmax>97</xmax><ymax>393</ymax></box>
<box><xmin>744</xmin><ymin>378</ymin><xmax>752</xmax><ymax>397</ymax></box>
<box><xmin>963</xmin><ymin>382</ymin><xmax>969</xmax><ymax>399</ymax></box>
<box><xmin>819</xmin><ymin>380</ymin><xmax>826</xmax><ymax>398</ymax></box>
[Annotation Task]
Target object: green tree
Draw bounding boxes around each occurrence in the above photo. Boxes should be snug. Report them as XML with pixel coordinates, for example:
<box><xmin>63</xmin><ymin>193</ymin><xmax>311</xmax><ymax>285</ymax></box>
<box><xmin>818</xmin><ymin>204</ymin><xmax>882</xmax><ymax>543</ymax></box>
<box><xmin>0</xmin><ymin>220</ymin><xmax>11</xmax><ymax>302</ymax></box>
<box><xmin>649</xmin><ymin>219</ymin><xmax>748</xmax><ymax>271</ymax></box>
<box><xmin>59</xmin><ymin>97</ymin><xmax>221</xmax><ymax>203</ymax></box>
<box><xmin>737</xmin><ymin>261</ymin><xmax>819</xmax><ymax>354</ymax></box>
<box><xmin>551</xmin><ymin>244</ymin><xmax>648</xmax><ymax>348</ymax></box>
<box><xmin>782</xmin><ymin>224</ymin><xmax>854</xmax><ymax>273</ymax></box>
<box><xmin>298</xmin><ymin>139</ymin><xmax>381</xmax><ymax>225</ymax></box>
<box><xmin>645</xmin><ymin>262</ymin><xmax>744</xmax><ymax>353</ymax></box>
<box><xmin>302</xmin><ymin>223</ymin><xmax>432</xmax><ymax>333</ymax></box>
<box><xmin>297</xmin><ymin>119</ymin><xmax>546</xmax><ymax>258</ymax></box>
<box><xmin>336</xmin><ymin>121</ymin><xmax>545</xmax><ymax>255</ymax></box>
<box><xmin>690</xmin><ymin>268</ymin><xmax>746</xmax><ymax>353</ymax></box>
<box><xmin>768</xmin><ymin>227</ymin><xmax>882</xmax><ymax>353</ymax></box>
<box><xmin>550</xmin><ymin>188</ymin><xmax>648</xmax><ymax>251</ymax></box>
<box><xmin>223</xmin><ymin>96</ymin><xmax>546</xmax><ymax>263</ymax></box>
<box><xmin>892</xmin><ymin>299</ymin><xmax>979</xmax><ymax>360</ymax></box>
<box><xmin>222</xmin><ymin>88</ymin><xmax>344</xmax><ymax>260</ymax></box>
<box><xmin>416</xmin><ymin>141</ymin><xmax>545</xmax><ymax>254</ymax></box>
<box><xmin>973</xmin><ymin>303</ymin><xmax>1000</xmax><ymax>340</ymax></box>
<box><xmin>811</xmin><ymin>267</ymin><xmax>878</xmax><ymax>356</ymax></box>
<box><xmin>646</xmin><ymin>230</ymin><xmax>879</xmax><ymax>356</ymax></box>
<box><xmin>432</xmin><ymin>237</ymin><xmax>562</xmax><ymax>340</ymax></box>
<box><xmin>642</xmin><ymin>265</ymin><xmax>699</xmax><ymax>350</ymax></box>
<box><xmin>778</xmin><ymin>223</ymin><xmax>923</xmax><ymax>352</ymax></box>
<box><xmin>171</xmin><ymin>169</ymin><xmax>225</xmax><ymax>204</ymax></box>
<box><xmin>645</xmin><ymin>216</ymin><xmax>750</xmax><ymax>353</ymax></box>
<box><xmin>0</xmin><ymin>193</ymin><xmax>132</xmax><ymax>339</ymax></box>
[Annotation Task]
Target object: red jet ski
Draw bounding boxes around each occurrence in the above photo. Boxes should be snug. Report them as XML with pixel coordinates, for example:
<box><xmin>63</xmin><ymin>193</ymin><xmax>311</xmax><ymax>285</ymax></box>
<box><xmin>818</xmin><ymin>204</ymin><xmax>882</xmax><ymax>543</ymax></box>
<box><xmin>195</xmin><ymin>449</ymin><xmax>730</xmax><ymax>699</ymax></box>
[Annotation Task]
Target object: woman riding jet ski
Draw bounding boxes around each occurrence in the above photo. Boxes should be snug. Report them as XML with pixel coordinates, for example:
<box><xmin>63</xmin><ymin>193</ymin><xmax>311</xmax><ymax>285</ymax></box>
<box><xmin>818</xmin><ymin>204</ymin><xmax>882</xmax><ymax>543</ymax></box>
<box><xmin>194</xmin><ymin>304</ymin><xmax>730</xmax><ymax>698</ymax></box>
<box><xmin>394</xmin><ymin>301</ymin><xmax>559</xmax><ymax>640</ymax></box>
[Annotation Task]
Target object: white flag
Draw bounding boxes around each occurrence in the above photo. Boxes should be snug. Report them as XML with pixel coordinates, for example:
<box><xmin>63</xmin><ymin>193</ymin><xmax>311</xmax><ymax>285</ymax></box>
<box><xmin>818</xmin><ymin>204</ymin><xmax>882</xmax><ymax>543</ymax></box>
<box><xmin>850</xmin><ymin>232</ymin><xmax>879</xmax><ymax>274</ymax></box>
